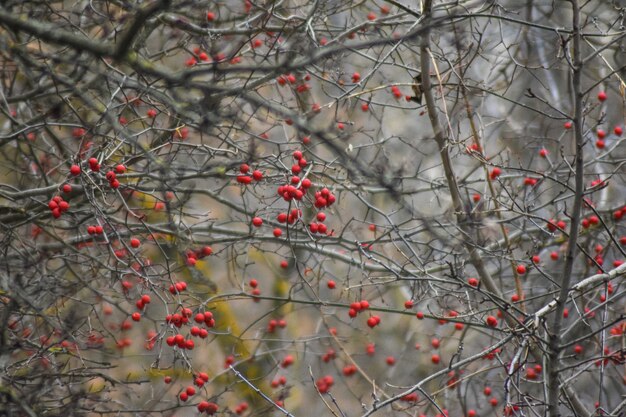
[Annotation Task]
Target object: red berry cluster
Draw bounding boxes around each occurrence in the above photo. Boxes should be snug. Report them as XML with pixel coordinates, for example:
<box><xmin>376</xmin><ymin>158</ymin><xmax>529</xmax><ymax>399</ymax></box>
<box><xmin>86</xmin><ymin>225</ymin><xmax>104</xmax><ymax>235</ymax></box>
<box><xmin>105</xmin><ymin>169</ymin><xmax>120</xmax><ymax>189</ymax></box>
<box><xmin>546</xmin><ymin>219</ymin><xmax>567</xmax><ymax>232</ymax></box>
<box><xmin>233</xmin><ymin>402</ymin><xmax>248</xmax><ymax>415</ymax></box>
<box><xmin>48</xmin><ymin>195</ymin><xmax>70</xmax><ymax>218</ymax></box>
<box><xmin>342</xmin><ymin>364</ymin><xmax>357</xmax><ymax>376</ymax></box>
<box><xmin>315</xmin><ymin>375</ymin><xmax>334</xmax><ymax>393</ymax></box>
<box><xmin>267</xmin><ymin>318</ymin><xmax>287</xmax><ymax>333</ymax></box>
<box><xmin>236</xmin><ymin>163</ymin><xmax>263</xmax><ymax>184</ymax></box>
<box><xmin>277</xmin><ymin>73</ymin><xmax>297</xmax><ymax>86</ymax></box>
<box><xmin>321</xmin><ymin>348</ymin><xmax>336</xmax><ymax>362</ymax></box>
<box><xmin>88</xmin><ymin>157</ymin><xmax>100</xmax><ymax>172</ymax></box>
<box><xmin>168</xmin><ymin>281</ymin><xmax>188</xmax><ymax>294</ymax></box>
<box><xmin>313</xmin><ymin>187</ymin><xmax>336</xmax><ymax>208</ymax></box>
<box><xmin>197</xmin><ymin>401</ymin><xmax>218</xmax><ymax>414</ymax></box>
<box><xmin>270</xmin><ymin>375</ymin><xmax>287</xmax><ymax>388</ymax></box>
<box><xmin>309</xmin><ymin>212</ymin><xmax>328</xmax><ymax>234</ymax></box>
<box><xmin>185</xmin><ymin>245</ymin><xmax>213</xmax><ymax>266</ymax></box>
<box><xmin>390</xmin><ymin>85</ymin><xmax>403</xmax><ymax>99</ymax></box>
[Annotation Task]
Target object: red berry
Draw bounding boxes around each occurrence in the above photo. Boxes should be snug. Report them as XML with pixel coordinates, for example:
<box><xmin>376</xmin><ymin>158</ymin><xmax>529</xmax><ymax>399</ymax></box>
<box><xmin>431</xmin><ymin>354</ymin><xmax>440</xmax><ymax>364</ymax></box>
<box><xmin>236</xmin><ymin>175</ymin><xmax>252</xmax><ymax>184</ymax></box>
<box><xmin>596</xmin><ymin>139</ymin><xmax>605</xmax><ymax>149</ymax></box>
<box><xmin>273</xmin><ymin>228</ymin><xmax>282</xmax><ymax>237</ymax></box>
<box><xmin>70</xmin><ymin>165</ymin><xmax>81</xmax><ymax>176</ymax></box>
<box><xmin>516</xmin><ymin>264</ymin><xmax>526</xmax><ymax>275</ymax></box>
<box><xmin>252</xmin><ymin>170</ymin><xmax>263</xmax><ymax>181</ymax></box>
<box><xmin>130</xmin><ymin>238</ymin><xmax>140</xmax><ymax>248</ymax></box>
<box><xmin>564</xmin><ymin>121</ymin><xmax>572</xmax><ymax>129</ymax></box>
<box><xmin>206</xmin><ymin>11</ymin><xmax>216</xmax><ymax>21</ymax></box>
<box><xmin>404</xmin><ymin>300</ymin><xmax>413</xmax><ymax>309</ymax></box>
<box><xmin>490</xmin><ymin>167</ymin><xmax>501</xmax><ymax>179</ymax></box>
<box><xmin>468</xmin><ymin>277</ymin><xmax>479</xmax><ymax>287</ymax></box>
<box><xmin>316</xmin><ymin>212</ymin><xmax>326</xmax><ymax>222</ymax></box>
<box><xmin>115</xmin><ymin>164</ymin><xmax>126</xmax><ymax>173</ymax></box>
<box><xmin>539</xmin><ymin>148</ymin><xmax>548</xmax><ymax>158</ymax></box>
<box><xmin>351</xmin><ymin>72</ymin><xmax>361</xmax><ymax>83</ymax></box>
<box><xmin>485</xmin><ymin>315</ymin><xmax>498</xmax><ymax>327</ymax></box>
<box><xmin>327</xmin><ymin>280</ymin><xmax>336</xmax><ymax>289</ymax></box>
<box><xmin>131</xmin><ymin>312</ymin><xmax>141</xmax><ymax>321</ymax></box>
<box><xmin>252</xmin><ymin>217</ymin><xmax>263</xmax><ymax>227</ymax></box>
<box><xmin>367</xmin><ymin>11</ymin><xmax>376</xmax><ymax>20</ymax></box>
<box><xmin>597</xmin><ymin>129</ymin><xmax>606</xmax><ymax>139</ymax></box>
<box><xmin>597</xmin><ymin>91</ymin><xmax>607</xmax><ymax>102</ymax></box>
<box><xmin>361</xmin><ymin>103</ymin><xmax>369</xmax><ymax>112</ymax></box>
<box><xmin>614</xmin><ymin>126</ymin><xmax>623</xmax><ymax>136</ymax></box>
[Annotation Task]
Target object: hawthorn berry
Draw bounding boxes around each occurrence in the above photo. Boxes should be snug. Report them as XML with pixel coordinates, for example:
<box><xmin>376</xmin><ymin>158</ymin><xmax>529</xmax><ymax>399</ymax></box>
<box><xmin>70</xmin><ymin>165</ymin><xmax>81</xmax><ymax>176</ymax></box>
<box><xmin>490</xmin><ymin>167</ymin><xmax>501</xmax><ymax>179</ymax></box>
